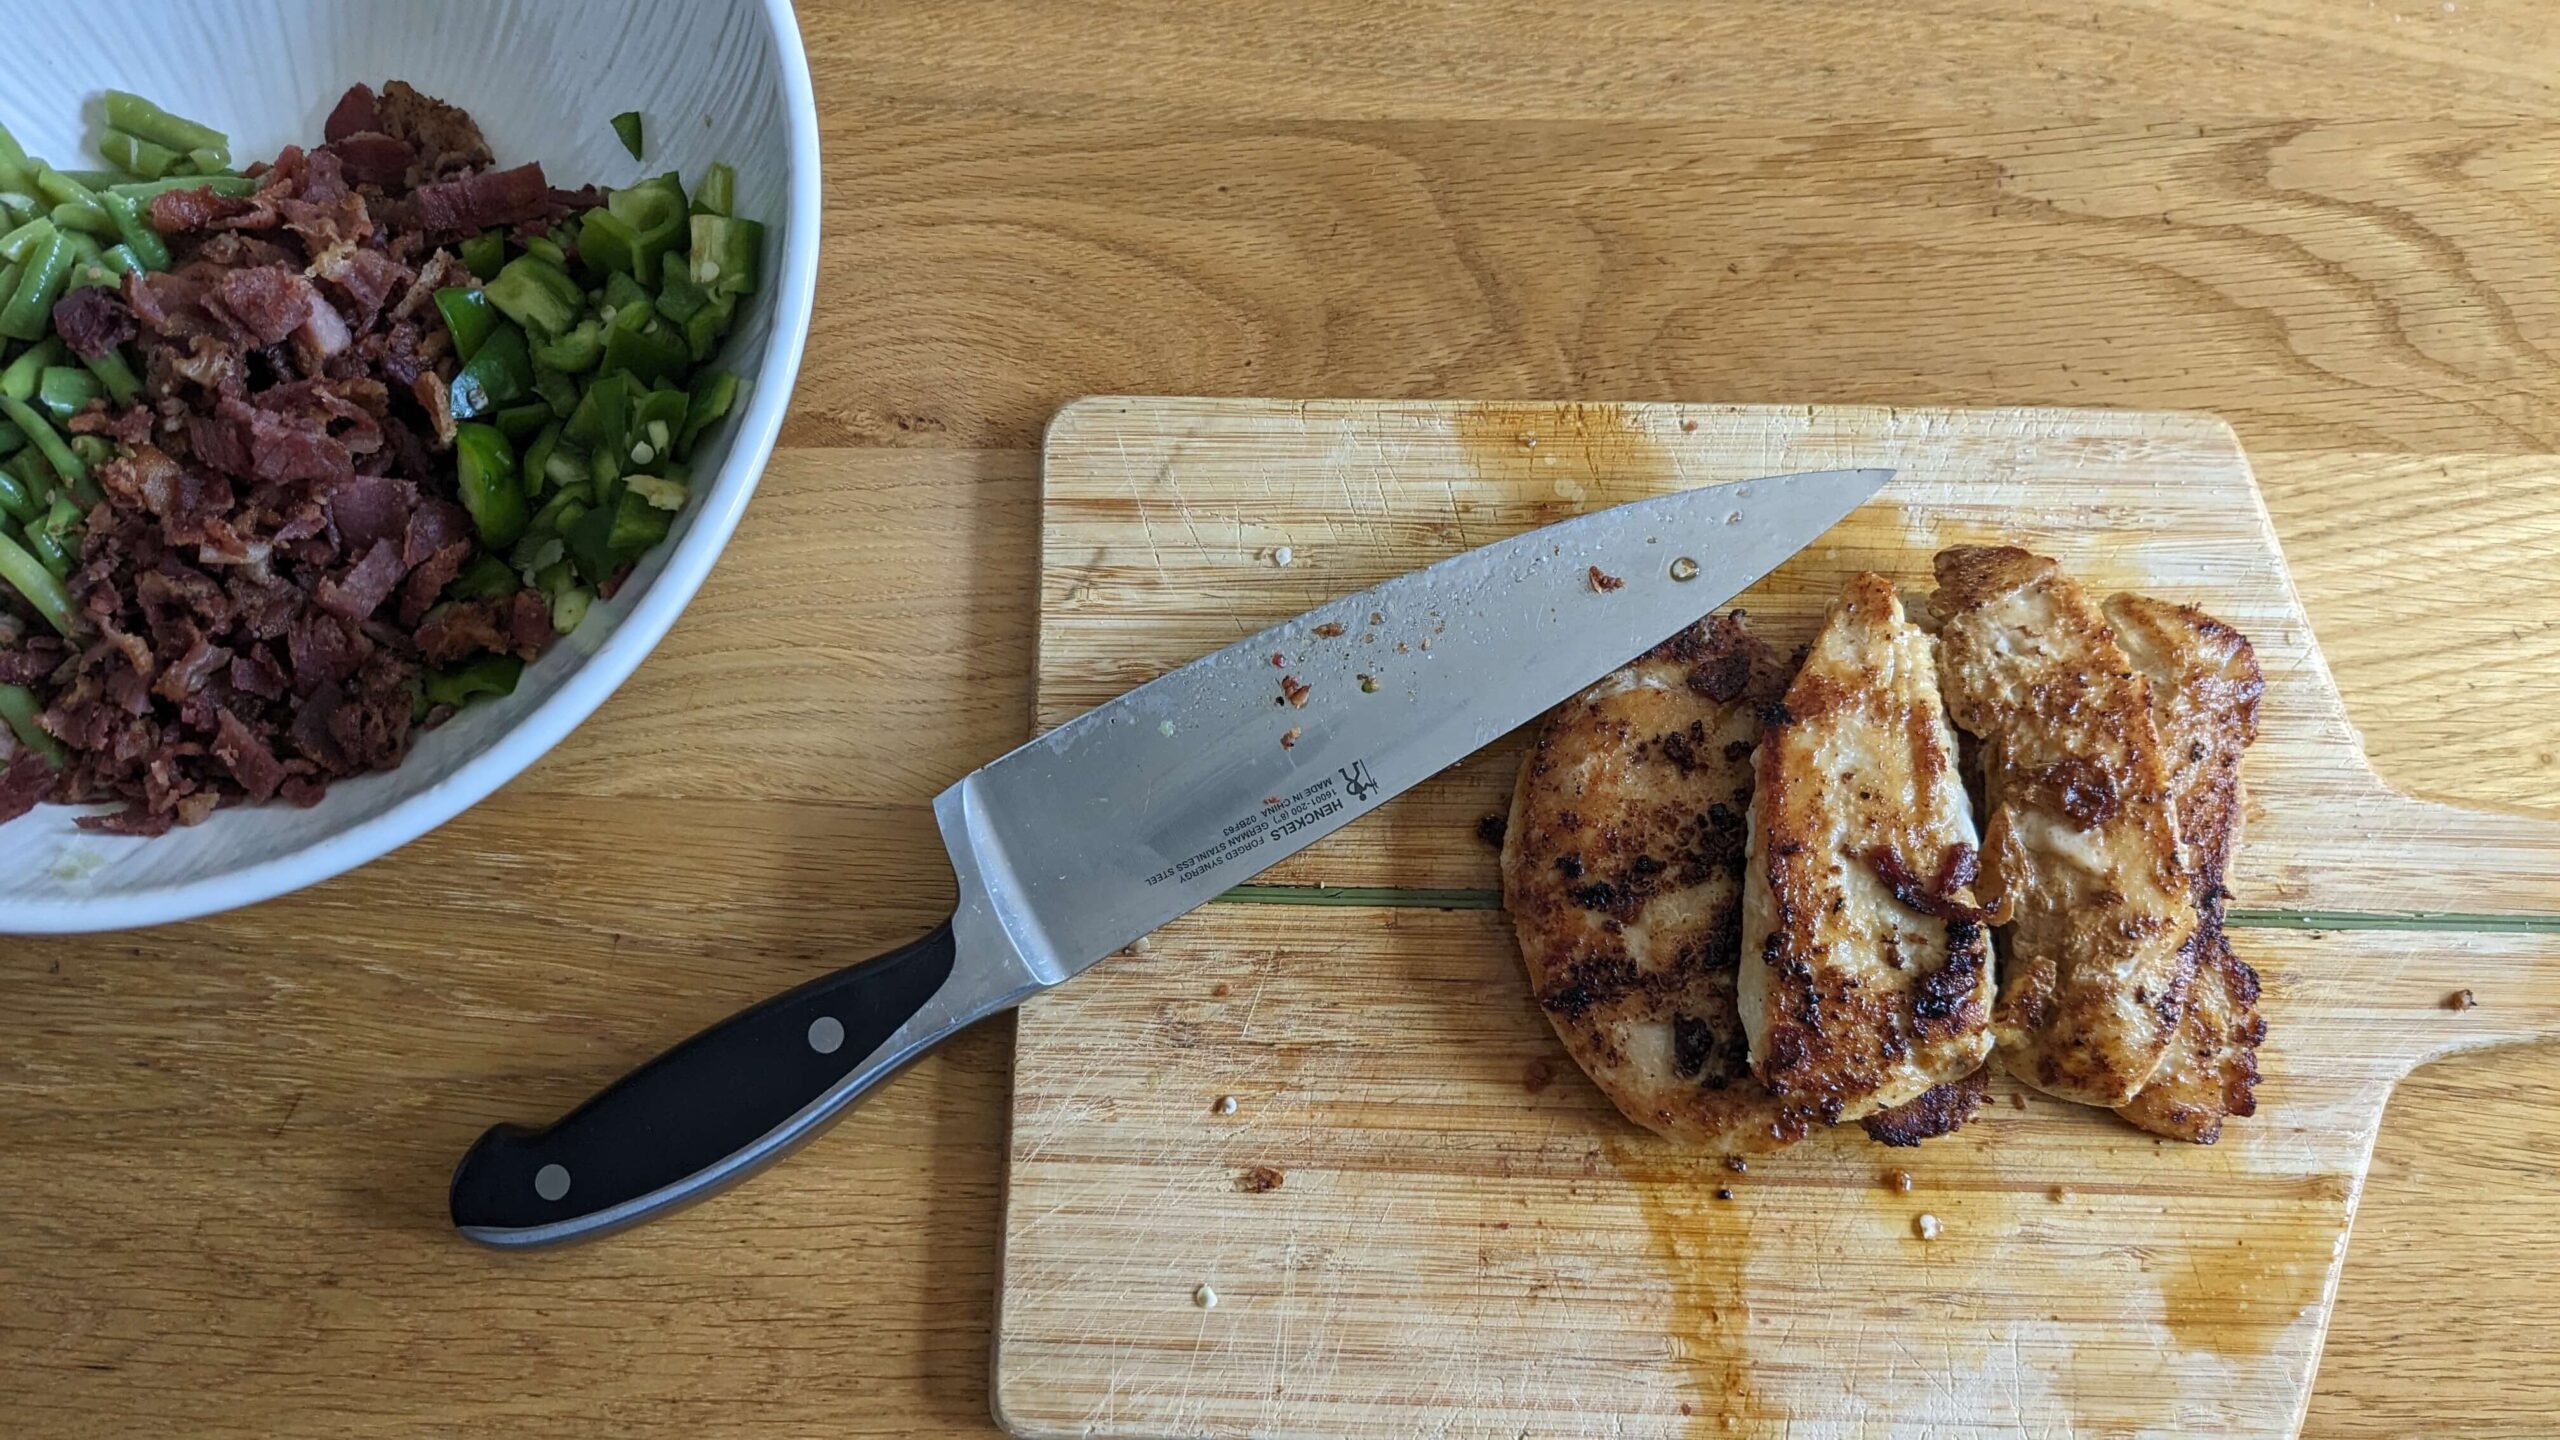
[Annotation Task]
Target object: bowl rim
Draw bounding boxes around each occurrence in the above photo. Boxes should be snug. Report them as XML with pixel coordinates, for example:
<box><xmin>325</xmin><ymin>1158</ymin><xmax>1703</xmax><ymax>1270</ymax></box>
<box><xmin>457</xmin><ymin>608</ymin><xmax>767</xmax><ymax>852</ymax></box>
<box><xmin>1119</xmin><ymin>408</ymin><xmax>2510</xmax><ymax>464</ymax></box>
<box><xmin>6</xmin><ymin>0</ymin><xmax>824</xmax><ymax>934</ymax></box>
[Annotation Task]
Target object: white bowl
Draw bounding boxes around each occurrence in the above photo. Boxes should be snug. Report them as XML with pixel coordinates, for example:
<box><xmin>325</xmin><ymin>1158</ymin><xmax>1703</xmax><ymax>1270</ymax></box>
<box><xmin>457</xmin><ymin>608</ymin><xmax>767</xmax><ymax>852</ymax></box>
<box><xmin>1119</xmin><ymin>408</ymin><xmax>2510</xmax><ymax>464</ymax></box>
<box><xmin>0</xmin><ymin>0</ymin><xmax>821</xmax><ymax>932</ymax></box>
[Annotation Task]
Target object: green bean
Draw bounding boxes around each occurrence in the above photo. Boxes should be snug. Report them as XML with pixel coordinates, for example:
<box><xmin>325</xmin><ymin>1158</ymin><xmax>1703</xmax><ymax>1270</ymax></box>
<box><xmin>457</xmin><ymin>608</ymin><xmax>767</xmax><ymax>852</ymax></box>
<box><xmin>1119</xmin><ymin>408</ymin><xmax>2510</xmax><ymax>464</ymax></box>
<box><xmin>0</xmin><ymin>218</ymin><xmax>50</xmax><ymax>264</ymax></box>
<box><xmin>0</xmin><ymin>525</ymin><xmax>75</xmax><ymax>636</ymax></box>
<box><xmin>93</xmin><ymin>243</ymin><xmax>143</xmax><ymax>279</ymax></box>
<box><xmin>0</xmin><ymin>681</ymin><xmax>65</xmax><ymax>769</ymax></box>
<box><xmin>0</xmin><ymin>259</ymin><xmax>19</xmax><ymax>309</ymax></box>
<box><xmin>48</xmin><ymin>201</ymin><xmax>120</xmax><ymax>240</ymax></box>
<box><xmin>0</xmin><ymin>459</ymin><xmax>35</xmax><ymax>523</ymax></box>
<box><xmin>22</xmin><ymin>517</ymin><xmax>71</xmax><ymax>580</ymax></box>
<box><xmin>0</xmin><ymin>192</ymin><xmax>38</xmax><ymax>227</ymax></box>
<box><xmin>2</xmin><ymin>337</ymin><xmax>64</xmax><ymax>401</ymax></box>
<box><xmin>33</xmin><ymin>166</ymin><xmax>115</xmax><ymax>235</ymax></box>
<box><xmin>81</xmin><ymin>347</ymin><xmax>141</xmax><ymax>406</ymax></box>
<box><xmin>104</xmin><ymin>174</ymin><xmax>255</xmax><ymax>200</ymax></box>
<box><xmin>98</xmin><ymin>131</ymin><xmax>182</xmax><ymax>181</ymax></box>
<box><xmin>0</xmin><ymin>229</ymin><xmax>73</xmax><ymax>341</ymax></box>
<box><xmin>56</xmin><ymin>168</ymin><xmax>128</xmax><ymax>189</ymax></box>
<box><xmin>67</xmin><ymin>436</ymin><xmax>110</xmax><ymax>471</ymax></box>
<box><xmin>102</xmin><ymin>91</ymin><xmax>229</xmax><ymax>159</ymax></box>
<box><xmin>36</xmin><ymin>366</ymin><xmax>98</xmax><ymax>421</ymax></box>
<box><xmin>98</xmin><ymin>192</ymin><xmax>169</xmax><ymax>272</ymax></box>
<box><xmin>0</xmin><ymin>120</ymin><xmax>32</xmax><ymax>195</ymax></box>
<box><xmin>0</xmin><ymin>396</ymin><xmax>89</xmax><ymax>502</ymax></box>
<box><xmin>0</xmin><ymin>419</ymin><xmax>20</xmax><ymax>458</ymax></box>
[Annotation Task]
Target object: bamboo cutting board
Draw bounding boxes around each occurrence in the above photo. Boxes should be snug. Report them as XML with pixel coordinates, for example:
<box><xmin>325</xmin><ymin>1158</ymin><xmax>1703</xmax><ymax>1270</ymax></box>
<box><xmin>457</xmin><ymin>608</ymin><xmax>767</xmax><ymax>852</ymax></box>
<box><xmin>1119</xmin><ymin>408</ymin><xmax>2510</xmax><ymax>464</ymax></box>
<box><xmin>995</xmin><ymin>399</ymin><xmax>2560</xmax><ymax>1439</ymax></box>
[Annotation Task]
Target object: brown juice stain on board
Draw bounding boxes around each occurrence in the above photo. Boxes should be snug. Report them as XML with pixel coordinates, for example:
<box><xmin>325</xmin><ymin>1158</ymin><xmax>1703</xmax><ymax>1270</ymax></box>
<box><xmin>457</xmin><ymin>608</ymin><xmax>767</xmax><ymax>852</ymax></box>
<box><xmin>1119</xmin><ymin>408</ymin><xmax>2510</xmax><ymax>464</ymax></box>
<box><xmin>1603</xmin><ymin>1136</ymin><xmax>1775</xmax><ymax>1439</ymax></box>
<box><xmin>2156</xmin><ymin>1223</ymin><xmax>2334</xmax><ymax>1358</ymax></box>
<box><xmin>1454</xmin><ymin>401</ymin><xmax>1681</xmax><ymax>524</ymax></box>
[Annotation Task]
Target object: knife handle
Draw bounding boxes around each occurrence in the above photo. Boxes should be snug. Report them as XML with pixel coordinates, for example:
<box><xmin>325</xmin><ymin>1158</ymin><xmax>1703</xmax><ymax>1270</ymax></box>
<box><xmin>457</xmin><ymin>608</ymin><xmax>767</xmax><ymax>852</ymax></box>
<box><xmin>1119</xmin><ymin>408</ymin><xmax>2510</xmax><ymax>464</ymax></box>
<box><xmin>449</xmin><ymin>916</ymin><xmax>997</xmax><ymax>1247</ymax></box>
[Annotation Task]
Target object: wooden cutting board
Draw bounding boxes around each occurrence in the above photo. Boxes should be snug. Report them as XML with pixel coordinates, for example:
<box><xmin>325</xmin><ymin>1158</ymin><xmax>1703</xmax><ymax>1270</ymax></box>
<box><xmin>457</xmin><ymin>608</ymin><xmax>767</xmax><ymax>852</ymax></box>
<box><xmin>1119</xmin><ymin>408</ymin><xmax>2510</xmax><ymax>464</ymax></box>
<box><xmin>994</xmin><ymin>399</ymin><xmax>2560</xmax><ymax>1439</ymax></box>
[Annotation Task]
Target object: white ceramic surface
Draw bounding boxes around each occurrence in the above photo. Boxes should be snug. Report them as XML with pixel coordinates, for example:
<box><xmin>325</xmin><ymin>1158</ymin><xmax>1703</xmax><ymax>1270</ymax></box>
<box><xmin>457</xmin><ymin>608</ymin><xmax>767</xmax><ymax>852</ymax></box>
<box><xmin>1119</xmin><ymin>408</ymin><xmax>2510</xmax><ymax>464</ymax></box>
<box><xmin>0</xmin><ymin>0</ymin><xmax>821</xmax><ymax>932</ymax></box>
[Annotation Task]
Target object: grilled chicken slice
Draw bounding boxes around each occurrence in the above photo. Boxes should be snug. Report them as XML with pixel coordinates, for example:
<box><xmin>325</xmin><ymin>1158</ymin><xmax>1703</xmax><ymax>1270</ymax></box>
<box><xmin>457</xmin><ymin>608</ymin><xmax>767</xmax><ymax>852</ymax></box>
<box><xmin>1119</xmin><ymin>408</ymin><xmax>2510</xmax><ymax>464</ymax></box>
<box><xmin>1932</xmin><ymin>546</ymin><xmax>2200</xmax><ymax>1107</ymax></box>
<box><xmin>1503</xmin><ymin>614</ymin><xmax>1805</xmax><ymax>1151</ymax></box>
<box><xmin>2105</xmin><ymin>592</ymin><xmax>2267</xmax><ymax>1143</ymax></box>
<box><xmin>1737</xmin><ymin>574</ymin><xmax>1997</xmax><ymax>1128</ymax></box>
<box><xmin>1861</xmin><ymin>1063</ymin><xmax>1993</xmax><ymax>1148</ymax></box>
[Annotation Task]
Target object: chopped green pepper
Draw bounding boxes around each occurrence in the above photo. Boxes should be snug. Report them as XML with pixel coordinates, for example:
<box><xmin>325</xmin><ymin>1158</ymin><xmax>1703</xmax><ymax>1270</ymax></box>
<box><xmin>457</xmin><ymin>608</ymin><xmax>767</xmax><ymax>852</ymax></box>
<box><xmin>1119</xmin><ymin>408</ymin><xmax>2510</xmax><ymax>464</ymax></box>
<box><xmin>493</xmin><ymin>402</ymin><xmax>553</xmax><ymax>444</ymax></box>
<box><xmin>452</xmin><ymin>422</ymin><xmax>528</xmax><ymax>548</ymax></box>
<box><xmin>550</xmin><ymin>585</ymin><xmax>594</xmax><ymax>635</ymax></box>
<box><xmin>432</xmin><ymin>286</ymin><xmax>497</xmax><ymax>361</ymax></box>
<box><xmin>530</xmin><ymin>318</ymin><xmax>602</xmax><ymax>375</ymax></box>
<box><xmin>35</xmin><ymin>366</ymin><xmax>99</xmax><ymax>421</ymax></box>
<box><xmin>565</xmin><ymin>371</ymin><xmax>634</xmax><ymax>453</ymax></box>
<box><xmin>575</xmin><ymin>206</ymin><xmax>642</xmax><ymax>278</ymax></box>
<box><xmin>446</xmin><ymin>552</ymin><xmax>520</xmax><ymax>602</ymax></box>
<box><xmin>682</xmin><ymin>292</ymin><xmax>736</xmax><ymax>362</ymax></box>
<box><xmin>520</xmin><ymin>421</ymin><xmax>563</xmax><ymax>501</ymax></box>
<box><xmin>600</xmin><ymin>316</ymin><xmax>688</xmax><ymax>384</ymax></box>
<box><xmin>531</xmin><ymin>362</ymin><xmax>583</xmax><ymax>417</ymax></box>
<box><xmin>690</xmin><ymin>162</ymin><xmax>735</xmax><ymax>218</ymax></box>
<box><xmin>687</xmin><ymin>214</ymin><xmax>762</xmax><ymax>296</ymax></box>
<box><xmin>481</xmin><ymin>254</ymin><xmax>583</xmax><ymax>337</ymax></box>
<box><xmin>611</xmin><ymin>111</ymin><xmax>645</xmax><ymax>161</ymax></box>
<box><xmin>459</xmin><ymin>229</ymin><xmax>507</xmax><ymax>282</ymax></box>
<box><xmin>421</xmin><ymin>651</ymin><xmax>524</xmax><ymax>710</ymax></box>
<box><xmin>679</xmin><ymin>370</ymin><xmax>739</xmax><ymax>458</ymax></box>
<box><xmin>601</xmin><ymin>269</ymin><xmax>652</xmax><ymax>322</ymax></box>
<box><xmin>448</xmin><ymin>324</ymin><xmax>533</xmax><ymax>420</ymax></box>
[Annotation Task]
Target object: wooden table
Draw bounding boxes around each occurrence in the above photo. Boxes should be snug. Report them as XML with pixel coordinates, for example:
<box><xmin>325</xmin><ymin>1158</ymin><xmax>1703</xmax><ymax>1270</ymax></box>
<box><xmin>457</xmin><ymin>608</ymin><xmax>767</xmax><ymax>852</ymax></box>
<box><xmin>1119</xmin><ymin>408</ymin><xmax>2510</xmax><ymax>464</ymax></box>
<box><xmin>7</xmin><ymin>3</ymin><xmax>2558</xmax><ymax>1435</ymax></box>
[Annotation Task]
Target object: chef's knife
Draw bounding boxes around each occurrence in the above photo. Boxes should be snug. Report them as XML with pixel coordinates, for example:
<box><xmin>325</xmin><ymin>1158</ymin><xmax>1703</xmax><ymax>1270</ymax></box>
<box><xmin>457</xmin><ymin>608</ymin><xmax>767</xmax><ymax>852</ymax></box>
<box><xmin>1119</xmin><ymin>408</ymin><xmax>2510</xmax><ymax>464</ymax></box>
<box><xmin>449</xmin><ymin>466</ymin><xmax>1892</xmax><ymax>1246</ymax></box>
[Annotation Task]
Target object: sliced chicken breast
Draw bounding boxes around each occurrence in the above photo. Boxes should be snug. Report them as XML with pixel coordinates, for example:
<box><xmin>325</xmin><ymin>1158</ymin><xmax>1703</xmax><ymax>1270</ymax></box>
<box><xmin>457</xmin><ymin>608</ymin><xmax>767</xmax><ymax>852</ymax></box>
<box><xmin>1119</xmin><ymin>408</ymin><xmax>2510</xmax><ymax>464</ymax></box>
<box><xmin>1932</xmin><ymin>546</ymin><xmax>2199</xmax><ymax>1108</ymax></box>
<box><xmin>1737</xmin><ymin>573</ymin><xmax>1997</xmax><ymax>1128</ymax></box>
<box><xmin>2104</xmin><ymin>592</ymin><xmax>2267</xmax><ymax>1143</ymax></box>
<box><xmin>1503</xmin><ymin>614</ymin><xmax>1806</xmax><ymax>1152</ymax></box>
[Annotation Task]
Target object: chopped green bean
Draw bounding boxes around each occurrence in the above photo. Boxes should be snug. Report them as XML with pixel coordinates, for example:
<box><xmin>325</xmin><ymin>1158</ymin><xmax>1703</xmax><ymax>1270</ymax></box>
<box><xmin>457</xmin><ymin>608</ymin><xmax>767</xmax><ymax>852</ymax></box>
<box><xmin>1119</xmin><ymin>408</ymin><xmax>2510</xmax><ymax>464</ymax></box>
<box><xmin>0</xmin><ymin>395</ymin><xmax>90</xmax><ymax>501</ymax></box>
<box><xmin>35</xmin><ymin>366</ymin><xmax>98</xmax><ymax>421</ymax></box>
<box><xmin>99</xmin><ymin>191</ymin><xmax>170</xmax><ymax>271</ymax></box>
<box><xmin>66</xmin><ymin>434</ymin><xmax>111</xmax><ymax>472</ymax></box>
<box><xmin>94</xmin><ymin>243</ymin><xmax>143</xmax><ymax>278</ymax></box>
<box><xmin>102</xmin><ymin>91</ymin><xmax>230</xmax><ymax>160</ymax></box>
<box><xmin>611</xmin><ymin>111</ymin><xmax>645</xmax><ymax>161</ymax></box>
<box><xmin>1</xmin><ymin>231</ymin><xmax>74</xmax><ymax>342</ymax></box>
<box><xmin>99</xmin><ymin>130</ymin><xmax>182</xmax><ymax>180</ymax></box>
<box><xmin>0</xmin><ymin>525</ymin><xmax>76</xmax><ymax>636</ymax></box>
<box><xmin>186</xmin><ymin>146</ymin><xmax>229</xmax><ymax>174</ymax></box>
<box><xmin>22</xmin><ymin>517</ymin><xmax>72</xmax><ymax>580</ymax></box>
<box><xmin>81</xmin><ymin>347</ymin><xmax>141</xmax><ymax>406</ymax></box>
<box><xmin>0</xmin><ymin>119</ymin><xmax>31</xmax><ymax>192</ymax></box>
<box><xmin>104</xmin><ymin>173</ymin><xmax>256</xmax><ymax>200</ymax></box>
<box><xmin>33</xmin><ymin>166</ymin><xmax>115</xmax><ymax>235</ymax></box>
<box><xmin>0</xmin><ymin>419</ymin><xmax>20</xmax><ymax>459</ymax></box>
<box><xmin>0</xmin><ymin>218</ymin><xmax>51</xmax><ymax>264</ymax></box>
<box><xmin>0</xmin><ymin>460</ymin><xmax>34</xmax><ymax>523</ymax></box>
<box><xmin>3</xmin><ymin>338</ymin><xmax>67</xmax><ymax>401</ymax></box>
<box><xmin>56</xmin><ymin>168</ymin><xmax>129</xmax><ymax>189</ymax></box>
<box><xmin>0</xmin><ymin>681</ymin><xmax>65</xmax><ymax>769</ymax></box>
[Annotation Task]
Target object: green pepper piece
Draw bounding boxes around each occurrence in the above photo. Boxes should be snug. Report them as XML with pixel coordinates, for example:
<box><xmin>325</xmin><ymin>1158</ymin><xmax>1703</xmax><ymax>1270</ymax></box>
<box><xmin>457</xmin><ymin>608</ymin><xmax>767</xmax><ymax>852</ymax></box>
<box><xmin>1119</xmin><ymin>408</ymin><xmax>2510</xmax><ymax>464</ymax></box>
<box><xmin>550</xmin><ymin>585</ymin><xmax>594</xmax><ymax>635</ymax></box>
<box><xmin>481</xmin><ymin>254</ymin><xmax>583</xmax><ymax>337</ymax></box>
<box><xmin>459</xmin><ymin>230</ymin><xmax>506</xmax><ymax>282</ymax></box>
<box><xmin>654</xmin><ymin>249</ymin><xmax>709</xmax><ymax>325</ymax></box>
<box><xmin>519</xmin><ymin>421</ymin><xmax>563</xmax><ymax>502</ymax></box>
<box><xmin>602</xmin><ymin>177</ymin><xmax>687</xmax><ymax>281</ymax></box>
<box><xmin>493</xmin><ymin>402</ymin><xmax>553</xmax><ymax>445</ymax></box>
<box><xmin>605</xmin><ymin>485</ymin><xmax>672</xmax><ymax>556</ymax></box>
<box><xmin>421</xmin><ymin>651</ymin><xmax>524</xmax><ymax>710</ymax></box>
<box><xmin>687</xmin><ymin>214</ymin><xmax>762</xmax><ymax>296</ymax></box>
<box><xmin>36</xmin><ymin>366</ymin><xmax>99</xmax><ymax>421</ymax></box>
<box><xmin>679</xmin><ymin>370</ymin><xmax>739</xmax><ymax>458</ymax></box>
<box><xmin>690</xmin><ymin>162</ymin><xmax>735</xmax><ymax>218</ymax></box>
<box><xmin>564</xmin><ymin>501</ymin><xmax>618</xmax><ymax>584</ymax></box>
<box><xmin>98</xmin><ymin>191</ymin><xmax>170</xmax><ymax>271</ymax></box>
<box><xmin>683</xmin><ymin>292</ymin><xmax>736</xmax><ymax>362</ymax></box>
<box><xmin>446</xmin><ymin>552</ymin><xmax>520</xmax><ymax>602</ymax></box>
<box><xmin>565</xmin><ymin>371</ymin><xmax>633</xmax><ymax>452</ymax></box>
<box><xmin>611</xmin><ymin>111</ymin><xmax>645</xmax><ymax>161</ymax></box>
<box><xmin>529</xmin><ymin>318</ymin><xmax>602</xmax><ymax>375</ymax></box>
<box><xmin>452</xmin><ymin>422</ymin><xmax>527</xmax><ymax>549</ymax></box>
<box><xmin>99</xmin><ymin>130</ymin><xmax>183</xmax><ymax>180</ymax></box>
<box><xmin>631</xmin><ymin>387</ymin><xmax>687</xmax><ymax>460</ymax></box>
<box><xmin>433</xmin><ymin>286</ymin><xmax>497</xmax><ymax>361</ymax></box>
<box><xmin>531</xmin><ymin>363</ymin><xmax>582</xmax><ymax>418</ymax></box>
<box><xmin>449</xmin><ymin>325</ymin><xmax>533</xmax><ymax>421</ymax></box>
<box><xmin>601</xmin><ymin>269</ymin><xmax>652</xmax><ymax>321</ymax></box>
<box><xmin>600</xmin><ymin>316</ymin><xmax>688</xmax><ymax>384</ymax></box>
<box><xmin>576</xmin><ymin>207</ymin><xmax>641</xmax><ymax>278</ymax></box>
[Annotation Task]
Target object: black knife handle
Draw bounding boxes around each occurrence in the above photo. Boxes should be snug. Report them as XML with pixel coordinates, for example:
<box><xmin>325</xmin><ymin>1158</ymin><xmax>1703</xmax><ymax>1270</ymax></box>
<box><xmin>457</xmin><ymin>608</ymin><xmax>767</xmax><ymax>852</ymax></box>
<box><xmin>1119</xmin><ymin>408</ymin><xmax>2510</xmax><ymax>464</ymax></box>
<box><xmin>451</xmin><ymin>917</ymin><xmax>978</xmax><ymax>1247</ymax></box>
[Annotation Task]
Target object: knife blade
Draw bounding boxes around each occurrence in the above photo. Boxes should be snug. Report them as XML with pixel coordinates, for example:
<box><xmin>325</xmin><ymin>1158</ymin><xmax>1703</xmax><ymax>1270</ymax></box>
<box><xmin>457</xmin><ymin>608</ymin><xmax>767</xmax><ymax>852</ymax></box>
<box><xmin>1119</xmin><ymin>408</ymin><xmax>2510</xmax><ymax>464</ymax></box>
<box><xmin>449</xmin><ymin>466</ymin><xmax>1891</xmax><ymax>1246</ymax></box>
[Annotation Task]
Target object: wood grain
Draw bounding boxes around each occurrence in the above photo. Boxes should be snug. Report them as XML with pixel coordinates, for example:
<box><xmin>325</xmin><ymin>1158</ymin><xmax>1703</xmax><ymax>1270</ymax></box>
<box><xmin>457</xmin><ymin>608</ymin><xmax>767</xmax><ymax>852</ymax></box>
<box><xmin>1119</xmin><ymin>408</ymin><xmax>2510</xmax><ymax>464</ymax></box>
<box><xmin>8</xmin><ymin>1</ymin><xmax>2560</xmax><ymax>1435</ymax></box>
<box><xmin>1000</xmin><ymin>399</ymin><xmax>2560</xmax><ymax>1437</ymax></box>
